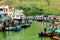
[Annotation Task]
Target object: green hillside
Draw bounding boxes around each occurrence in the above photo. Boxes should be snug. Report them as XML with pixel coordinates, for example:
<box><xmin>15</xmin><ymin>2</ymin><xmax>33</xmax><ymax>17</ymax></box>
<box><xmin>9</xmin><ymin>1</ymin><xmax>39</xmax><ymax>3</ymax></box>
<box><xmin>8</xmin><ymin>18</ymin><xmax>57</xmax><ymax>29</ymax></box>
<box><xmin>0</xmin><ymin>0</ymin><xmax>60</xmax><ymax>16</ymax></box>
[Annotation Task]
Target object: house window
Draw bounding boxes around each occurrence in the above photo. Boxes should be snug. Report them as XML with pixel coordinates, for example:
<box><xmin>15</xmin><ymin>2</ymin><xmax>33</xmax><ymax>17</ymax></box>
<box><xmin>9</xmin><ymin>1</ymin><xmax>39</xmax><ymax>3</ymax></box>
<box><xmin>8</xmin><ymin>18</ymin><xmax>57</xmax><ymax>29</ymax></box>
<box><xmin>0</xmin><ymin>15</ymin><xmax>1</xmax><ymax>18</ymax></box>
<box><xmin>16</xmin><ymin>15</ymin><xmax>19</xmax><ymax>17</ymax></box>
<box><xmin>13</xmin><ymin>15</ymin><xmax>15</xmax><ymax>17</ymax></box>
<box><xmin>0</xmin><ymin>9</ymin><xmax>3</xmax><ymax>11</ymax></box>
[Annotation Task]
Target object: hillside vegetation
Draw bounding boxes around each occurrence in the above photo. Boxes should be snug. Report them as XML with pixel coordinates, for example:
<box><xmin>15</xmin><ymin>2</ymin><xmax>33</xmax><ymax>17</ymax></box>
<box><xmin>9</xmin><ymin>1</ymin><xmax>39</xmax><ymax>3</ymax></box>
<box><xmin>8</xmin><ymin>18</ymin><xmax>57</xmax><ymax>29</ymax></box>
<box><xmin>0</xmin><ymin>0</ymin><xmax>60</xmax><ymax>16</ymax></box>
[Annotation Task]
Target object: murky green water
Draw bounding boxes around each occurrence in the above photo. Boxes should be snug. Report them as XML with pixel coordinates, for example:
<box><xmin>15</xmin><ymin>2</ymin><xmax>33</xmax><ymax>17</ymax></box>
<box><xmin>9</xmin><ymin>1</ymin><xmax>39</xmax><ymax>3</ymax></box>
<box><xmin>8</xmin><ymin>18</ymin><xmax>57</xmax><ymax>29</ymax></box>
<box><xmin>0</xmin><ymin>21</ymin><xmax>53</xmax><ymax>40</ymax></box>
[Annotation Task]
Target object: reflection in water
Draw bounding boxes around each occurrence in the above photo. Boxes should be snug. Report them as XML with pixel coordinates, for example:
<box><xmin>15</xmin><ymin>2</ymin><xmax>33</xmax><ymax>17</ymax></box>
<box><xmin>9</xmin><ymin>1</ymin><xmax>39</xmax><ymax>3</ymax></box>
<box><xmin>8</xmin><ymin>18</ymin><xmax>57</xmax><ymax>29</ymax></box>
<box><xmin>1</xmin><ymin>31</ymin><xmax>20</xmax><ymax>40</ymax></box>
<box><xmin>50</xmin><ymin>37</ymin><xmax>53</xmax><ymax>40</ymax></box>
<box><xmin>2</xmin><ymin>31</ymin><xmax>6</xmax><ymax>40</ymax></box>
<box><xmin>40</xmin><ymin>36</ymin><xmax>53</xmax><ymax>40</ymax></box>
<box><xmin>1</xmin><ymin>30</ymin><xmax>53</xmax><ymax>40</ymax></box>
<box><xmin>0</xmin><ymin>21</ymin><xmax>53</xmax><ymax>40</ymax></box>
<box><xmin>40</xmin><ymin>36</ymin><xmax>46</xmax><ymax>40</ymax></box>
<box><xmin>41</xmin><ymin>36</ymin><xmax>43</xmax><ymax>40</ymax></box>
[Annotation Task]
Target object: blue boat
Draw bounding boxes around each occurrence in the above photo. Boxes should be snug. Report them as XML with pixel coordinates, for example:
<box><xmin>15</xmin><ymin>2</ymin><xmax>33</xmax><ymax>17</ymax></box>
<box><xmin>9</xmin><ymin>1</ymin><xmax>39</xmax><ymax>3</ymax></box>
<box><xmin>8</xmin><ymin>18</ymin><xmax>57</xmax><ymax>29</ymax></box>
<box><xmin>21</xmin><ymin>24</ymin><xmax>29</xmax><ymax>28</ymax></box>
<box><xmin>5</xmin><ymin>25</ymin><xmax>21</xmax><ymax>31</ymax></box>
<box><xmin>20</xmin><ymin>19</ymin><xmax>31</xmax><ymax>28</ymax></box>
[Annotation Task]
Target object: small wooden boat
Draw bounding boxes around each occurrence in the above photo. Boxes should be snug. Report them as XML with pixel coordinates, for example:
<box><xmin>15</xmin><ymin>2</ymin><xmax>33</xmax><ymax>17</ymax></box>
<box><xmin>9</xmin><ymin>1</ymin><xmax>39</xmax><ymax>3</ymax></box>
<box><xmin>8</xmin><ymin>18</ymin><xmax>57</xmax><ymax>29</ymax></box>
<box><xmin>38</xmin><ymin>32</ymin><xmax>47</xmax><ymax>37</ymax></box>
